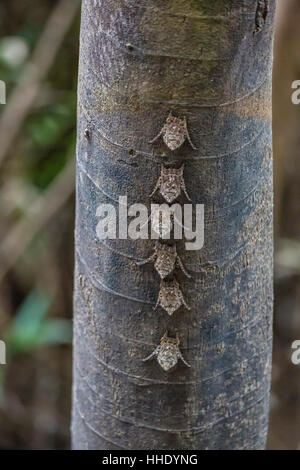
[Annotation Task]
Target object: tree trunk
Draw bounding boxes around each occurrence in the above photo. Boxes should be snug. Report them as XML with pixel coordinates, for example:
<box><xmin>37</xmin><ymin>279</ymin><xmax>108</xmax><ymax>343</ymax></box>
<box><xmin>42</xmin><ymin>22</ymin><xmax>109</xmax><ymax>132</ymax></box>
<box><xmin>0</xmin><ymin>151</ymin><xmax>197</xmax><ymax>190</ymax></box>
<box><xmin>72</xmin><ymin>0</ymin><xmax>275</xmax><ymax>450</ymax></box>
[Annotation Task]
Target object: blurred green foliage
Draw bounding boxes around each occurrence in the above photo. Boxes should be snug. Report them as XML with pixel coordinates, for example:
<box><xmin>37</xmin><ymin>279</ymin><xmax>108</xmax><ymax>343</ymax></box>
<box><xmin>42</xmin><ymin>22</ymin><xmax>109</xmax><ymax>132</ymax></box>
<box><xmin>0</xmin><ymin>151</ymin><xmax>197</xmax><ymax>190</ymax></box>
<box><xmin>0</xmin><ymin>289</ymin><xmax>72</xmax><ymax>401</ymax></box>
<box><xmin>0</xmin><ymin>0</ymin><xmax>78</xmax><ymax>448</ymax></box>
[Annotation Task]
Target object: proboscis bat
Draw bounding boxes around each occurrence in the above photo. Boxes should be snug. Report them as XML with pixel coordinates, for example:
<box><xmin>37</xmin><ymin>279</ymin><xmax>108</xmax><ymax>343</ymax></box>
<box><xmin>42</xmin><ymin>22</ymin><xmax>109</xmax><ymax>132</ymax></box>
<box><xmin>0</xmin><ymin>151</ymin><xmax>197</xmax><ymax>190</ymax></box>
<box><xmin>143</xmin><ymin>332</ymin><xmax>190</xmax><ymax>371</ymax></box>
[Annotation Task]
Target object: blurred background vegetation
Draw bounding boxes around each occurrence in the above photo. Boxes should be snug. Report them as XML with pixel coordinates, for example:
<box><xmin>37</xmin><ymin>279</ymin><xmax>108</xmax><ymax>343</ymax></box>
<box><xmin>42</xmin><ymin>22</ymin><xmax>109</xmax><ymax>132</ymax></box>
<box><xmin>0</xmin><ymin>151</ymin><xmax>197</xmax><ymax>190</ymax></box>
<box><xmin>0</xmin><ymin>0</ymin><xmax>299</xmax><ymax>450</ymax></box>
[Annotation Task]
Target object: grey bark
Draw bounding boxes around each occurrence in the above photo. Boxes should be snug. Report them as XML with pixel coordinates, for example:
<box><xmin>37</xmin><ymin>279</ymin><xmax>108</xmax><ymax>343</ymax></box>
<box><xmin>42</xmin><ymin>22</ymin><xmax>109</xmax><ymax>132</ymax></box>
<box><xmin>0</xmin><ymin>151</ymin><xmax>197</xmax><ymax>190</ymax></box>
<box><xmin>72</xmin><ymin>0</ymin><xmax>276</xmax><ymax>450</ymax></box>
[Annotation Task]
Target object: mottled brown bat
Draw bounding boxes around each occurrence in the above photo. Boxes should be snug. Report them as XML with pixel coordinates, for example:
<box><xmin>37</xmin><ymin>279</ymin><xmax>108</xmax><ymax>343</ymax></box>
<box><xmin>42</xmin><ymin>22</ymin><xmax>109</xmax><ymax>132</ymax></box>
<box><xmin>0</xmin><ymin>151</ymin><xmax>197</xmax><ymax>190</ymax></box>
<box><xmin>136</xmin><ymin>242</ymin><xmax>191</xmax><ymax>279</ymax></box>
<box><xmin>154</xmin><ymin>277</ymin><xmax>190</xmax><ymax>315</ymax></box>
<box><xmin>149</xmin><ymin>164</ymin><xmax>191</xmax><ymax>203</ymax></box>
<box><xmin>149</xmin><ymin>112</ymin><xmax>196</xmax><ymax>151</ymax></box>
<box><xmin>151</xmin><ymin>207</ymin><xmax>173</xmax><ymax>239</ymax></box>
<box><xmin>143</xmin><ymin>332</ymin><xmax>190</xmax><ymax>371</ymax></box>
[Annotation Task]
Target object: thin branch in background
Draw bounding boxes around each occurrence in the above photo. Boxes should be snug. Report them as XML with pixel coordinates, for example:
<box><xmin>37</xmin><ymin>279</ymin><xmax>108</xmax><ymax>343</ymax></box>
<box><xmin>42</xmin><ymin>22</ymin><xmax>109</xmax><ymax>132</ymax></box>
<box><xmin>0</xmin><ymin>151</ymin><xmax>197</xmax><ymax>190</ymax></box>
<box><xmin>0</xmin><ymin>156</ymin><xmax>75</xmax><ymax>282</ymax></box>
<box><xmin>0</xmin><ymin>0</ymin><xmax>80</xmax><ymax>168</ymax></box>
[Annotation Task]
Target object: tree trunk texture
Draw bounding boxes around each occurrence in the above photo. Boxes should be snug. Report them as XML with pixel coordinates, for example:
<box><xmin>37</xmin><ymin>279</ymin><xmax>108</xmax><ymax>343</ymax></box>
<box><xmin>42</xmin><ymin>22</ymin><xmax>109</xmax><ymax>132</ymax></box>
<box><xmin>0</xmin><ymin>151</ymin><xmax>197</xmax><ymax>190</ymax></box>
<box><xmin>72</xmin><ymin>0</ymin><xmax>276</xmax><ymax>450</ymax></box>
